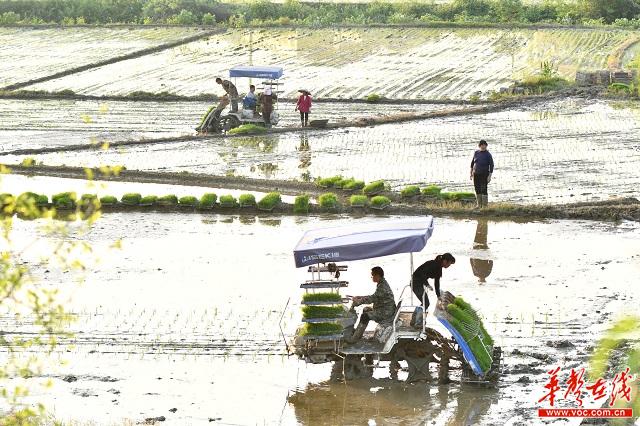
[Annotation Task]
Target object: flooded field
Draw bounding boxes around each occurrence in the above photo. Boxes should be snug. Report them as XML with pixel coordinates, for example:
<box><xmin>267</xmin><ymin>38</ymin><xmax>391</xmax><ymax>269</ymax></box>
<box><xmin>9</xmin><ymin>98</ymin><xmax>640</xmax><ymax>205</ymax></box>
<box><xmin>0</xmin><ymin>98</ymin><xmax>458</xmax><ymax>153</ymax></box>
<box><xmin>3</xmin><ymin>212</ymin><xmax>639</xmax><ymax>424</ymax></box>
<box><xmin>0</xmin><ymin>27</ymin><xmax>206</xmax><ymax>88</ymax></box>
<box><xmin>24</xmin><ymin>27</ymin><xmax>637</xmax><ymax>99</ymax></box>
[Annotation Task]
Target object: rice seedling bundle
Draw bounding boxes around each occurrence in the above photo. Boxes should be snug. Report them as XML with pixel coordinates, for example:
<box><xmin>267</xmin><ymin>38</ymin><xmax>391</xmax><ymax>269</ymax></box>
<box><xmin>302</xmin><ymin>293</ymin><xmax>342</xmax><ymax>303</ymax></box>
<box><xmin>257</xmin><ymin>192</ymin><xmax>280</xmax><ymax>210</ymax></box>
<box><xmin>300</xmin><ymin>323</ymin><xmax>343</xmax><ymax>336</ymax></box>
<box><xmin>302</xmin><ymin>305</ymin><xmax>346</xmax><ymax>319</ymax></box>
<box><xmin>219</xmin><ymin>194</ymin><xmax>237</xmax><ymax>208</ymax></box>
<box><xmin>370</xmin><ymin>195</ymin><xmax>391</xmax><ymax>209</ymax></box>
<box><xmin>157</xmin><ymin>194</ymin><xmax>178</xmax><ymax>205</ymax></box>
<box><xmin>446</xmin><ymin>297</ymin><xmax>494</xmax><ymax>372</ymax></box>
<box><xmin>178</xmin><ymin>195</ymin><xmax>198</xmax><ymax>206</ymax></box>
<box><xmin>349</xmin><ymin>194</ymin><xmax>367</xmax><ymax>207</ymax></box>
<box><xmin>401</xmin><ymin>185</ymin><xmax>421</xmax><ymax>198</ymax></box>
<box><xmin>363</xmin><ymin>180</ymin><xmax>385</xmax><ymax>195</ymax></box>
<box><xmin>121</xmin><ymin>193</ymin><xmax>141</xmax><ymax>205</ymax></box>
<box><xmin>199</xmin><ymin>193</ymin><xmax>217</xmax><ymax>208</ymax></box>
<box><xmin>318</xmin><ymin>193</ymin><xmax>338</xmax><ymax>209</ymax></box>
<box><xmin>239</xmin><ymin>193</ymin><xmax>256</xmax><ymax>207</ymax></box>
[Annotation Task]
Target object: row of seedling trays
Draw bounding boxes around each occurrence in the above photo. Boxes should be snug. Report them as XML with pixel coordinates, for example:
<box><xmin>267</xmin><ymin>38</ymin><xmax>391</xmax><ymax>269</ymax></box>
<box><xmin>315</xmin><ymin>176</ymin><xmax>476</xmax><ymax>202</ymax></box>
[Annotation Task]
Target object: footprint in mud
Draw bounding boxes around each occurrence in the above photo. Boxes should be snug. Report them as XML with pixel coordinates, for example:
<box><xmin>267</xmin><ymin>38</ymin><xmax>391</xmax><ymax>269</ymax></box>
<box><xmin>72</xmin><ymin>388</ymin><xmax>98</xmax><ymax>398</ymax></box>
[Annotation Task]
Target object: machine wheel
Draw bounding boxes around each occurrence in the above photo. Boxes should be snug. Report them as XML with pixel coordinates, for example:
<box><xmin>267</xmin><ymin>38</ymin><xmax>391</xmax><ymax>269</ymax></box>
<box><xmin>219</xmin><ymin>115</ymin><xmax>240</xmax><ymax>132</ymax></box>
<box><xmin>330</xmin><ymin>355</ymin><xmax>373</xmax><ymax>381</ymax></box>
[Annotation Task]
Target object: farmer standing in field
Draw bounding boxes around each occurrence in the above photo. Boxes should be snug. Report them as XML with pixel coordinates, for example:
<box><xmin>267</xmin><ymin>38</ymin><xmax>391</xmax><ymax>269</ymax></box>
<box><xmin>295</xmin><ymin>90</ymin><xmax>312</xmax><ymax>127</ymax></box>
<box><xmin>216</xmin><ymin>77</ymin><xmax>239</xmax><ymax>112</ymax></box>
<box><xmin>470</xmin><ymin>140</ymin><xmax>494</xmax><ymax>208</ymax></box>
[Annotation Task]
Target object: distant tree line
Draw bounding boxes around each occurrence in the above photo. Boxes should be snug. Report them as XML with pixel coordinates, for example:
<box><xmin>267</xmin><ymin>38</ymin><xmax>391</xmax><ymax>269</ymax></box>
<box><xmin>1</xmin><ymin>0</ymin><xmax>640</xmax><ymax>27</ymax></box>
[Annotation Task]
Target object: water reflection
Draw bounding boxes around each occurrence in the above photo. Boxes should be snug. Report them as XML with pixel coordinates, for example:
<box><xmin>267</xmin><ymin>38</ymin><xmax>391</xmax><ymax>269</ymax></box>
<box><xmin>288</xmin><ymin>379</ymin><xmax>497</xmax><ymax>425</ymax></box>
<box><xmin>297</xmin><ymin>132</ymin><xmax>311</xmax><ymax>174</ymax></box>
<box><xmin>470</xmin><ymin>219</ymin><xmax>493</xmax><ymax>284</ymax></box>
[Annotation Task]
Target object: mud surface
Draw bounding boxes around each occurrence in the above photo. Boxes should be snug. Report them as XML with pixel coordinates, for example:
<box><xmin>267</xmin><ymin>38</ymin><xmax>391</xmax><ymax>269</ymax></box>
<box><xmin>6</xmin><ymin>98</ymin><xmax>640</xmax><ymax>206</ymax></box>
<box><xmin>2</xmin><ymin>213</ymin><xmax>639</xmax><ymax>424</ymax></box>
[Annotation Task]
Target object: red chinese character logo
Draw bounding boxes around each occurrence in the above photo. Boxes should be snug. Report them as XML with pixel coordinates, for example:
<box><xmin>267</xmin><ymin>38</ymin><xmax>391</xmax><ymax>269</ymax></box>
<box><xmin>538</xmin><ymin>366</ymin><xmax>562</xmax><ymax>406</ymax></box>
<box><xmin>586</xmin><ymin>377</ymin><xmax>608</xmax><ymax>401</ymax></box>
<box><xmin>610</xmin><ymin>367</ymin><xmax>635</xmax><ymax>407</ymax></box>
<box><xmin>564</xmin><ymin>368</ymin><xmax>586</xmax><ymax>406</ymax></box>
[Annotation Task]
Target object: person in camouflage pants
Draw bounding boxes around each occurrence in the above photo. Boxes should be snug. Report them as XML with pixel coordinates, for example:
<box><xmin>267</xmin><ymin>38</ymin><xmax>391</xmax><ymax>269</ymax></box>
<box><xmin>348</xmin><ymin>266</ymin><xmax>396</xmax><ymax>343</ymax></box>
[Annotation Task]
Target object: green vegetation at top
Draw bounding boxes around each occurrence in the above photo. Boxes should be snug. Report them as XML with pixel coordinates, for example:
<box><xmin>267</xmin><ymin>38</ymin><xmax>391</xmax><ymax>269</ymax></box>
<box><xmin>300</xmin><ymin>322</ymin><xmax>343</xmax><ymax>336</ymax></box>
<box><xmin>199</xmin><ymin>193</ymin><xmax>217</xmax><ymax>208</ymax></box>
<box><xmin>99</xmin><ymin>195</ymin><xmax>117</xmax><ymax>205</ymax></box>
<box><xmin>362</xmin><ymin>180</ymin><xmax>386</xmax><ymax>195</ymax></box>
<box><xmin>316</xmin><ymin>175</ymin><xmax>343</xmax><ymax>189</ymax></box>
<box><xmin>178</xmin><ymin>195</ymin><xmax>198</xmax><ymax>206</ymax></box>
<box><xmin>401</xmin><ymin>185</ymin><xmax>421</xmax><ymax>198</ymax></box>
<box><xmin>1</xmin><ymin>0</ymin><xmax>640</xmax><ymax>27</ymax></box>
<box><xmin>302</xmin><ymin>305</ymin><xmax>346</xmax><ymax>319</ymax></box>
<box><xmin>422</xmin><ymin>185</ymin><xmax>442</xmax><ymax>197</ymax></box>
<box><xmin>370</xmin><ymin>195</ymin><xmax>391</xmax><ymax>209</ymax></box>
<box><xmin>319</xmin><ymin>193</ymin><xmax>339</xmax><ymax>210</ymax></box>
<box><xmin>257</xmin><ymin>192</ymin><xmax>281</xmax><ymax>210</ymax></box>
<box><xmin>293</xmin><ymin>194</ymin><xmax>310</xmax><ymax>214</ymax></box>
<box><xmin>121</xmin><ymin>193</ymin><xmax>142</xmax><ymax>205</ymax></box>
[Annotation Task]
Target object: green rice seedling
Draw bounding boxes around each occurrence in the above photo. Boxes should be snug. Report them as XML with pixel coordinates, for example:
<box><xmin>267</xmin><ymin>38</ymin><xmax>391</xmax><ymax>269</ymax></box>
<box><xmin>178</xmin><ymin>195</ymin><xmax>198</xmax><ymax>207</ymax></box>
<box><xmin>157</xmin><ymin>194</ymin><xmax>178</xmax><ymax>206</ymax></box>
<box><xmin>401</xmin><ymin>185</ymin><xmax>421</xmax><ymax>198</ymax></box>
<box><xmin>140</xmin><ymin>195</ymin><xmax>158</xmax><ymax>206</ymax></box>
<box><xmin>316</xmin><ymin>175</ymin><xmax>342</xmax><ymax>188</ymax></box>
<box><xmin>293</xmin><ymin>194</ymin><xmax>310</xmax><ymax>214</ymax></box>
<box><xmin>422</xmin><ymin>185</ymin><xmax>442</xmax><ymax>197</ymax></box>
<box><xmin>335</xmin><ymin>177</ymin><xmax>354</xmax><ymax>189</ymax></box>
<box><xmin>302</xmin><ymin>306</ymin><xmax>346</xmax><ymax>319</ymax></box>
<box><xmin>52</xmin><ymin>192</ymin><xmax>76</xmax><ymax>209</ymax></box>
<box><xmin>343</xmin><ymin>180</ymin><xmax>365</xmax><ymax>191</ymax></box>
<box><xmin>349</xmin><ymin>194</ymin><xmax>368</xmax><ymax>207</ymax></box>
<box><xmin>121</xmin><ymin>193</ymin><xmax>141</xmax><ymax>206</ymax></box>
<box><xmin>440</xmin><ymin>191</ymin><xmax>475</xmax><ymax>201</ymax></box>
<box><xmin>239</xmin><ymin>193</ymin><xmax>256</xmax><ymax>208</ymax></box>
<box><xmin>99</xmin><ymin>195</ymin><xmax>117</xmax><ymax>205</ymax></box>
<box><xmin>257</xmin><ymin>192</ymin><xmax>281</xmax><ymax>211</ymax></box>
<box><xmin>219</xmin><ymin>194</ymin><xmax>237</xmax><ymax>208</ymax></box>
<box><xmin>366</xmin><ymin>93</ymin><xmax>381</xmax><ymax>103</ymax></box>
<box><xmin>78</xmin><ymin>194</ymin><xmax>100</xmax><ymax>213</ymax></box>
<box><xmin>318</xmin><ymin>193</ymin><xmax>338</xmax><ymax>210</ymax></box>
<box><xmin>20</xmin><ymin>157</ymin><xmax>36</xmax><ymax>167</ymax></box>
<box><xmin>199</xmin><ymin>193</ymin><xmax>217</xmax><ymax>209</ymax></box>
<box><xmin>300</xmin><ymin>323</ymin><xmax>343</xmax><ymax>336</ymax></box>
<box><xmin>228</xmin><ymin>124</ymin><xmax>267</xmax><ymax>135</ymax></box>
<box><xmin>362</xmin><ymin>180</ymin><xmax>386</xmax><ymax>195</ymax></box>
<box><xmin>370</xmin><ymin>196</ymin><xmax>391</xmax><ymax>209</ymax></box>
<box><xmin>302</xmin><ymin>293</ymin><xmax>342</xmax><ymax>303</ymax></box>
<box><xmin>35</xmin><ymin>194</ymin><xmax>48</xmax><ymax>206</ymax></box>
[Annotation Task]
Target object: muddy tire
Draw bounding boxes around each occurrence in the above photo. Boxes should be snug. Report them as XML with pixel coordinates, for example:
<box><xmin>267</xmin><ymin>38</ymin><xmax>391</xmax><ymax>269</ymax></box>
<box><xmin>219</xmin><ymin>115</ymin><xmax>240</xmax><ymax>132</ymax></box>
<box><xmin>330</xmin><ymin>355</ymin><xmax>373</xmax><ymax>381</ymax></box>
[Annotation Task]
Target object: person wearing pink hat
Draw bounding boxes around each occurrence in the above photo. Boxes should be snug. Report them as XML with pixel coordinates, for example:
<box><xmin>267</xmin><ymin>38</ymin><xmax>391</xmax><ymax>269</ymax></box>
<box><xmin>295</xmin><ymin>90</ymin><xmax>312</xmax><ymax>127</ymax></box>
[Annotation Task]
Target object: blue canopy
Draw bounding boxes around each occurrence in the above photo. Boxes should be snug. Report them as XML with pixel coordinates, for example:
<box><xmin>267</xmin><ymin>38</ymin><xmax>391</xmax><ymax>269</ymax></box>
<box><xmin>229</xmin><ymin>66</ymin><xmax>283</xmax><ymax>80</ymax></box>
<box><xmin>293</xmin><ymin>217</ymin><xmax>434</xmax><ymax>268</ymax></box>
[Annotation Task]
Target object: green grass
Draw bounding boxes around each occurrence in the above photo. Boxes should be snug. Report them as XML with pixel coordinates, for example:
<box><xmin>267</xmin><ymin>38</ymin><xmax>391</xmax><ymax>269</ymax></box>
<box><xmin>199</xmin><ymin>193</ymin><xmax>217</xmax><ymax>209</ymax></box>
<box><xmin>300</xmin><ymin>323</ymin><xmax>343</xmax><ymax>337</ymax></box>
<box><xmin>257</xmin><ymin>192</ymin><xmax>281</xmax><ymax>210</ymax></box>
<box><xmin>178</xmin><ymin>195</ymin><xmax>198</xmax><ymax>206</ymax></box>
<box><xmin>302</xmin><ymin>293</ymin><xmax>342</xmax><ymax>303</ymax></box>
<box><xmin>343</xmin><ymin>180</ymin><xmax>365</xmax><ymax>191</ymax></box>
<box><xmin>349</xmin><ymin>194</ymin><xmax>368</xmax><ymax>207</ymax></box>
<box><xmin>157</xmin><ymin>194</ymin><xmax>178</xmax><ymax>205</ymax></box>
<box><xmin>302</xmin><ymin>306</ymin><xmax>346</xmax><ymax>319</ymax></box>
<box><xmin>366</xmin><ymin>93</ymin><xmax>381</xmax><ymax>103</ymax></box>
<box><xmin>219</xmin><ymin>194</ymin><xmax>237</xmax><ymax>208</ymax></box>
<box><xmin>422</xmin><ymin>185</ymin><xmax>442</xmax><ymax>197</ymax></box>
<box><xmin>319</xmin><ymin>193</ymin><xmax>339</xmax><ymax>210</ymax></box>
<box><xmin>99</xmin><ymin>195</ymin><xmax>117</xmax><ymax>205</ymax></box>
<box><xmin>228</xmin><ymin>124</ymin><xmax>267</xmax><ymax>135</ymax></box>
<box><xmin>519</xmin><ymin>76</ymin><xmax>570</xmax><ymax>93</ymax></box>
<box><xmin>121</xmin><ymin>193</ymin><xmax>141</xmax><ymax>205</ymax></box>
<box><xmin>293</xmin><ymin>194</ymin><xmax>310</xmax><ymax>214</ymax></box>
<box><xmin>316</xmin><ymin>175</ymin><xmax>343</xmax><ymax>189</ymax></box>
<box><xmin>52</xmin><ymin>192</ymin><xmax>76</xmax><ymax>209</ymax></box>
<box><xmin>140</xmin><ymin>195</ymin><xmax>157</xmax><ymax>205</ymax></box>
<box><xmin>370</xmin><ymin>195</ymin><xmax>391</xmax><ymax>209</ymax></box>
<box><xmin>362</xmin><ymin>180</ymin><xmax>385</xmax><ymax>195</ymax></box>
<box><xmin>401</xmin><ymin>185</ymin><xmax>421</xmax><ymax>198</ymax></box>
<box><xmin>239</xmin><ymin>193</ymin><xmax>256</xmax><ymax>207</ymax></box>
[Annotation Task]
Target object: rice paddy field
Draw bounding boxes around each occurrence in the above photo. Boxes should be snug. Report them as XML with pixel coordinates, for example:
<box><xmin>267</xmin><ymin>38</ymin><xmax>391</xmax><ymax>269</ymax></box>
<box><xmin>5</xmin><ymin>98</ymin><xmax>640</xmax><ymax>205</ymax></box>
<box><xmin>2</xmin><ymin>211</ymin><xmax>638</xmax><ymax>424</ymax></box>
<box><xmin>18</xmin><ymin>27</ymin><xmax>639</xmax><ymax>100</ymax></box>
<box><xmin>0</xmin><ymin>27</ymin><xmax>208</xmax><ymax>89</ymax></box>
<box><xmin>2</xmin><ymin>22</ymin><xmax>640</xmax><ymax>425</ymax></box>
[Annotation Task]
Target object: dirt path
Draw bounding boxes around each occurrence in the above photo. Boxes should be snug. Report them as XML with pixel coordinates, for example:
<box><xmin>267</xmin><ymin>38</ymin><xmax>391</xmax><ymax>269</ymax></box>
<box><xmin>8</xmin><ymin>164</ymin><xmax>640</xmax><ymax>221</ymax></box>
<box><xmin>1</xmin><ymin>29</ymin><xmax>222</xmax><ymax>91</ymax></box>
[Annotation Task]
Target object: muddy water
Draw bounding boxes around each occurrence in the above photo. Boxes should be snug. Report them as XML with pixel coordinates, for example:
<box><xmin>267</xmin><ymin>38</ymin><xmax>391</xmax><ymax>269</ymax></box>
<box><xmin>12</xmin><ymin>98</ymin><xmax>640</xmax><ymax>205</ymax></box>
<box><xmin>0</xmin><ymin>98</ymin><xmax>455</xmax><ymax>153</ymax></box>
<box><xmin>2</xmin><ymin>212</ymin><xmax>638</xmax><ymax>425</ymax></box>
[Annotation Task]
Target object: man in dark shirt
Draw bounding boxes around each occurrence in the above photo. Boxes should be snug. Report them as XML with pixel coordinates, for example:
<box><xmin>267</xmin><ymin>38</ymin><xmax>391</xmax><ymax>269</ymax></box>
<box><xmin>215</xmin><ymin>77</ymin><xmax>239</xmax><ymax>113</ymax></box>
<box><xmin>470</xmin><ymin>139</ymin><xmax>494</xmax><ymax>208</ymax></box>
<box><xmin>347</xmin><ymin>266</ymin><xmax>395</xmax><ymax>343</ymax></box>
<box><xmin>411</xmin><ymin>253</ymin><xmax>456</xmax><ymax>310</ymax></box>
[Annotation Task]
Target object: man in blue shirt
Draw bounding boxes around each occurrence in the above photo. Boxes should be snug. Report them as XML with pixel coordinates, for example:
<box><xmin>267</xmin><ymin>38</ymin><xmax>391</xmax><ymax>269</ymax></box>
<box><xmin>470</xmin><ymin>140</ymin><xmax>494</xmax><ymax>208</ymax></box>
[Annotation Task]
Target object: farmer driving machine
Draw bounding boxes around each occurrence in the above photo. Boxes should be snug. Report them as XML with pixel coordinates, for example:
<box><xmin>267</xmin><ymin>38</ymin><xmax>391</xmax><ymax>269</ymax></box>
<box><xmin>282</xmin><ymin>217</ymin><xmax>501</xmax><ymax>384</ymax></box>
